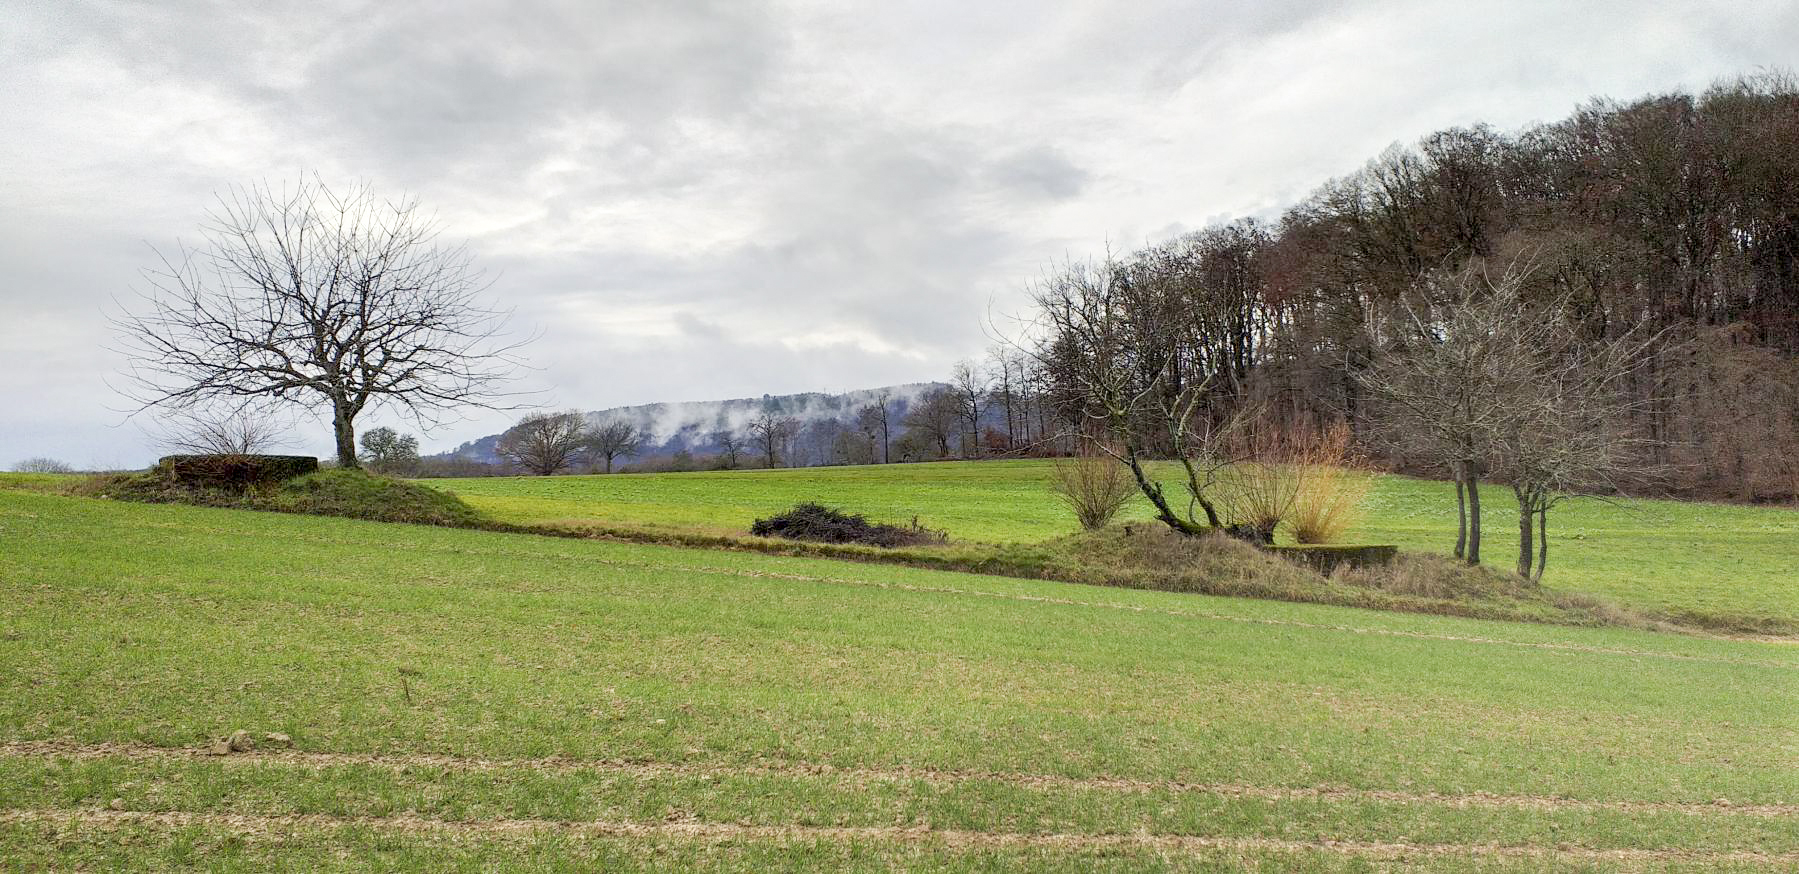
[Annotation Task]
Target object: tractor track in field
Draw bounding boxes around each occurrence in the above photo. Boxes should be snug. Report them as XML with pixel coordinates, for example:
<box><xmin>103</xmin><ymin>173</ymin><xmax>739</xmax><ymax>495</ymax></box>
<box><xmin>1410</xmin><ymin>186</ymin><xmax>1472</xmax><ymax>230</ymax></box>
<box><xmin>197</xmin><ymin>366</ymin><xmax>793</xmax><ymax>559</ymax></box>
<box><xmin>2</xmin><ymin>807</ymin><xmax>1795</xmax><ymax>867</ymax></box>
<box><xmin>5</xmin><ymin>740</ymin><xmax>1793</xmax><ymax>820</ymax></box>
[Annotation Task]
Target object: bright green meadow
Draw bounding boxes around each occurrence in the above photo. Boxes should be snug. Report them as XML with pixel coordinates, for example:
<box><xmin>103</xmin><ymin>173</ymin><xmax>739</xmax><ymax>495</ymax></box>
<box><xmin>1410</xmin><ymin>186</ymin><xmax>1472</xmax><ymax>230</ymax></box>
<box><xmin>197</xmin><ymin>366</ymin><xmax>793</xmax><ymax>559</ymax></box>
<box><xmin>1</xmin><ymin>485</ymin><xmax>1796</xmax><ymax>870</ymax></box>
<box><xmin>425</xmin><ymin>460</ymin><xmax>1799</xmax><ymax>631</ymax></box>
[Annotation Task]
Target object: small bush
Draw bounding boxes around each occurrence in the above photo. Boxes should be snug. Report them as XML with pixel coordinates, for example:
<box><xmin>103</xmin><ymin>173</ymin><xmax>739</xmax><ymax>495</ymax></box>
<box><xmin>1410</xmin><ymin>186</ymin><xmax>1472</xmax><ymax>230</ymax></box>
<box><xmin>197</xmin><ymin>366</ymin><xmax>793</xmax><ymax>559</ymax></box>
<box><xmin>751</xmin><ymin>503</ymin><xmax>946</xmax><ymax>548</ymax></box>
<box><xmin>1289</xmin><ymin>424</ymin><xmax>1371</xmax><ymax>544</ymax></box>
<box><xmin>11</xmin><ymin>457</ymin><xmax>74</xmax><ymax>474</ymax></box>
<box><xmin>1048</xmin><ymin>452</ymin><xmax>1135</xmax><ymax>530</ymax></box>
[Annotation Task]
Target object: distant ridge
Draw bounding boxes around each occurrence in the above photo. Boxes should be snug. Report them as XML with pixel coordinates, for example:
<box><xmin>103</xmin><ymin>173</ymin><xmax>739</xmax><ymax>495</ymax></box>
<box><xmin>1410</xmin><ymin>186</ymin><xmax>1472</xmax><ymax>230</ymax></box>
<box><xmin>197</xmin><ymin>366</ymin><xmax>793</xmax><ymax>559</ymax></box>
<box><xmin>438</xmin><ymin>383</ymin><xmax>945</xmax><ymax>465</ymax></box>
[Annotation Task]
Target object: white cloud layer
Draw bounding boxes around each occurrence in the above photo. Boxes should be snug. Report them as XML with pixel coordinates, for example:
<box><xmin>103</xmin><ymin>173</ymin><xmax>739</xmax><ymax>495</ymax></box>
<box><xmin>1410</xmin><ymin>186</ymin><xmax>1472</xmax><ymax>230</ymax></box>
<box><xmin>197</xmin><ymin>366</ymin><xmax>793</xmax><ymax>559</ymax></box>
<box><xmin>3</xmin><ymin>0</ymin><xmax>1796</xmax><ymax>466</ymax></box>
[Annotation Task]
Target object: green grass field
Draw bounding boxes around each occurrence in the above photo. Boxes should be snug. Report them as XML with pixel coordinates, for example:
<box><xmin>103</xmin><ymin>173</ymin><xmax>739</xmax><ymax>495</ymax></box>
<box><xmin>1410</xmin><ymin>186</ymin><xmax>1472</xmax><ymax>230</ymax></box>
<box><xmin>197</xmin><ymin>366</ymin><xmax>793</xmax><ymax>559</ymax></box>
<box><xmin>424</xmin><ymin>460</ymin><xmax>1799</xmax><ymax>631</ymax></box>
<box><xmin>2</xmin><ymin>487</ymin><xmax>1796</xmax><ymax>870</ymax></box>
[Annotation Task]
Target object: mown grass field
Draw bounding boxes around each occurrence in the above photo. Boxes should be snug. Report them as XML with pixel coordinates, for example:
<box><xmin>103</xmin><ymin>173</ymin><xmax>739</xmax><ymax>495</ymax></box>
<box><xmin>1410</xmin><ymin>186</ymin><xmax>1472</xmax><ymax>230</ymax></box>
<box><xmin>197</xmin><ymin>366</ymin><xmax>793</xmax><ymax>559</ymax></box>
<box><xmin>2</xmin><ymin>487</ymin><xmax>1796</xmax><ymax>870</ymax></box>
<box><xmin>425</xmin><ymin>460</ymin><xmax>1799</xmax><ymax>631</ymax></box>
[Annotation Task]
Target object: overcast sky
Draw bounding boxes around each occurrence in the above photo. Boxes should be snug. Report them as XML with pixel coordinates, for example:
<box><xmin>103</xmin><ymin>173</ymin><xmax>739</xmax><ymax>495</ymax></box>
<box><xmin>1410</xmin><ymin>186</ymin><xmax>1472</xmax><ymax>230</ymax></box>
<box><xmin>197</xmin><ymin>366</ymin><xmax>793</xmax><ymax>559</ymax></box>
<box><xmin>4</xmin><ymin>0</ymin><xmax>1796</xmax><ymax>467</ymax></box>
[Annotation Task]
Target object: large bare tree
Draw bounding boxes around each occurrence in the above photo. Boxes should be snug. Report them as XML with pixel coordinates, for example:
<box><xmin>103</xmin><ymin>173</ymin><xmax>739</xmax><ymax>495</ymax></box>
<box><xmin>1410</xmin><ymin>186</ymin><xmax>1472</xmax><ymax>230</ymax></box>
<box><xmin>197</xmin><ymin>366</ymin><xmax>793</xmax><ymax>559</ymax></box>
<box><xmin>494</xmin><ymin>410</ymin><xmax>588</xmax><ymax>476</ymax></box>
<box><xmin>586</xmin><ymin>420</ymin><xmax>644</xmax><ymax>473</ymax></box>
<box><xmin>1028</xmin><ymin>255</ymin><xmax>1242</xmax><ymax>538</ymax></box>
<box><xmin>112</xmin><ymin>178</ymin><xmax>524</xmax><ymax>468</ymax></box>
<box><xmin>855</xmin><ymin>390</ymin><xmax>893</xmax><ymax>464</ymax></box>
<box><xmin>745</xmin><ymin>409</ymin><xmax>799</xmax><ymax>468</ymax></box>
<box><xmin>709</xmin><ymin>428</ymin><xmax>745</xmax><ymax>469</ymax></box>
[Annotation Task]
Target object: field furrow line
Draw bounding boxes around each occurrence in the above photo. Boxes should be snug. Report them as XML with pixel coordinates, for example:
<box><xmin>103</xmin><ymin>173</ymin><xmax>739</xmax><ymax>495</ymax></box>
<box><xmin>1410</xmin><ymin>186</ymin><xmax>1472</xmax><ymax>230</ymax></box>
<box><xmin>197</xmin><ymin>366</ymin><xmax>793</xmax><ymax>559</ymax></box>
<box><xmin>3</xmin><ymin>807</ymin><xmax>1794</xmax><ymax>866</ymax></box>
<box><xmin>5</xmin><ymin>740</ymin><xmax>1791</xmax><ymax>818</ymax></box>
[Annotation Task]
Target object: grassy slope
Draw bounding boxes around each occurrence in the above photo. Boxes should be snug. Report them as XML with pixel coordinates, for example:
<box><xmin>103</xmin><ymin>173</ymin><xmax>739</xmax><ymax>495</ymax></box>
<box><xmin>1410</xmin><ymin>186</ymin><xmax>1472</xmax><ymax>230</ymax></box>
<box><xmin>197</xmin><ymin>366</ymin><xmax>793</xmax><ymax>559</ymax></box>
<box><xmin>2</xmin><ymin>488</ymin><xmax>1796</xmax><ymax>870</ymax></box>
<box><xmin>424</xmin><ymin>460</ymin><xmax>1799</xmax><ymax>629</ymax></box>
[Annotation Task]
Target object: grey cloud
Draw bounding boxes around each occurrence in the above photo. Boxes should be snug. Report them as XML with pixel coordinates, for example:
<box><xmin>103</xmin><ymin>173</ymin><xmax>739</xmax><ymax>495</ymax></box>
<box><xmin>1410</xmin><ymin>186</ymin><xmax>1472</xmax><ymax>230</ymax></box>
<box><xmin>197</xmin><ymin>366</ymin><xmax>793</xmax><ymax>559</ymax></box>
<box><xmin>3</xmin><ymin>0</ymin><xmax>1795</xmax><ymax>464</ymax></box>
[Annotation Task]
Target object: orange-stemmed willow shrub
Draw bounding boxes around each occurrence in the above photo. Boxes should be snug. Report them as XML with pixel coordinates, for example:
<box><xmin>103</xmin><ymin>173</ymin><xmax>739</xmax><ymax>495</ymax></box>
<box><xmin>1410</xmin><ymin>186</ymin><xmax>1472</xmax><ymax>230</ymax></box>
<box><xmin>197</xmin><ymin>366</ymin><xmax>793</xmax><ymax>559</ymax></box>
<box><xmin>1288</xmin><ymin>423</ymin><xmax>1371</xmax><ymax>544</ymax></box>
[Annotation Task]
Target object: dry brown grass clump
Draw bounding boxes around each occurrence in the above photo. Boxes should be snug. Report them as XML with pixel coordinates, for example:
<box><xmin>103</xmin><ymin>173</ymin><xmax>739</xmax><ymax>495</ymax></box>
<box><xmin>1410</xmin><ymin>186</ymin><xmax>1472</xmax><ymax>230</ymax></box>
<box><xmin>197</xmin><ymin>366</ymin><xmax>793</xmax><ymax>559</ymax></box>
<box><xmin>1048</xmin><ymin>449</ymin><xmax>1136</xmax><ymax>530</ymax></box>
<box><xmin>1332</xmin><ymin>551</ymin><xmax>1536</xmax><ymax>600</ymax></box>
<box><xmin>1214</xmin><ymin>422</ymin><xmax>1371</xmax><ymax>543</ymax></box>
<box><xmin>1289</xmin><ymin>424</ymin><xmax>1373</xmax><ymax>544</ymax></box>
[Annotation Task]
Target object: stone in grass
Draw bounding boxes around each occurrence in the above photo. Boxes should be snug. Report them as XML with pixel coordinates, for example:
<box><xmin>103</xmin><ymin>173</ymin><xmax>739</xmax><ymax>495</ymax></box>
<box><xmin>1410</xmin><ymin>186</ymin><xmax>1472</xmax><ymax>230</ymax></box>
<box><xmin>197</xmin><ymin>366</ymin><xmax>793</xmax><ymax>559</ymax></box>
<box><xmin>263</xmin><ymin>732</ymin><xmax>292</xmax><ymax>748</ymax></box>
<box><xmin>206</xmin><ymin>729</ymin><xmax>256</xmax><ymax>755</ymax></box>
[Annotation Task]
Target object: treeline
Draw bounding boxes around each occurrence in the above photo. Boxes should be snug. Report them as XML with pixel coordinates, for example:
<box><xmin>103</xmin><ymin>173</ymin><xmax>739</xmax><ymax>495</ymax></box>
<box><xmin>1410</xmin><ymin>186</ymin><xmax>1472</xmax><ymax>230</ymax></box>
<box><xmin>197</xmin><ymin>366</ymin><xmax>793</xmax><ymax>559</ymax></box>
<box><xmin>1019</xmin><ymin>74</ymin><xmax>1799</xmax><ymax>501</ymax></box>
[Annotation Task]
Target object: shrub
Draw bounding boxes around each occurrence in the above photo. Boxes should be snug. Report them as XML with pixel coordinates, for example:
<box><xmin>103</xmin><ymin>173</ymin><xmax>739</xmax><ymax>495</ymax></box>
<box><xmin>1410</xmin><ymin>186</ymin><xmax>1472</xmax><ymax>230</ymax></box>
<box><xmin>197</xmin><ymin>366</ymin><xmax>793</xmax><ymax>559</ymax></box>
<box><xmin>1214</xmin><ymin>422</ymin><xmax>1371</xmax><ymax>544</ymax></box>
<box><xmin>11</xmin><ymin>457</ymin><xmax>74</xmax><ymax>474</ymax></box>
<box><xmin>1047</xmin><ymin>451</ymin><xmax>1135</xmax><ymax>530</ymax></box>
<box><xmin>751</xmin><ymin>503</ymin><xmax>946</xmax><ymax>548</ymax></box>
<box><xmin>1288</xmin><ymin>424</ymin><xmax>1372</xmax><ymax>544</ymax></box>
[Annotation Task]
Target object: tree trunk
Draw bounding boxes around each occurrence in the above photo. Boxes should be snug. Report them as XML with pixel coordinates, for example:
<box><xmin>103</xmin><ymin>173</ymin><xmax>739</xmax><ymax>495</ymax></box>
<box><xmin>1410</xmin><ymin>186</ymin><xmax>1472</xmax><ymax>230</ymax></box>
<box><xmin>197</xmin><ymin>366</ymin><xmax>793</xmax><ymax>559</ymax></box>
<box><xmin>1453</xmin><ymin>464</ymin><xmax>1467</xmax><ymax>559</ymax></box>
<box><xmin>333</xmin><ymin>405</ymin><xmax>358</xmax><ymax>469</ymax></box>
<box><xmin>1514</xmin><ymin>484</ymin><xmax>1534</xmax><ymax>578</ymax></box>
<box><xmin>1464</xmin><ymin>467</ymin><xmax>1482</xmax><ymax>565</ymax></box>
<box><xmin>1533</xmin><ymin>507</ymin><xmax>1548</xmax><ymax>584</ymax></box>
<box><xmin>1124</xmin><ymin>452</ymin><xmax>1207</xmax><ymax>537</ymax></box>
<box><xmin>604</xmin><ymin>454</ymin><xmax>614</xmax><ymax>474</ymax></box>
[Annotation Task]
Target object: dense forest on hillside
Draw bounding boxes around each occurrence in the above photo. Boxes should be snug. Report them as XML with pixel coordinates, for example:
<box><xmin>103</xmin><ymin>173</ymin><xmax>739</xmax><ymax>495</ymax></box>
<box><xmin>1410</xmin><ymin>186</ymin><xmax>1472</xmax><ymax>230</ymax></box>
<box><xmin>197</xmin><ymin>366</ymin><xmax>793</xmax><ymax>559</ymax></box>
<box><xmin>999</xmin><ymin>73</ymin><xmax>1799</xmax><ymax>501</ymax></box>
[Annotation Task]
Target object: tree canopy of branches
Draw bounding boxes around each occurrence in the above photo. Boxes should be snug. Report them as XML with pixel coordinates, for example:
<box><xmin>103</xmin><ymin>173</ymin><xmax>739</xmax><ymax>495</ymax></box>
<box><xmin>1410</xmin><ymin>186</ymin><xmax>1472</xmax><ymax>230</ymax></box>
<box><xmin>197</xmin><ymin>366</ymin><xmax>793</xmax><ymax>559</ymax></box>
<box><xmin>900</xmin><ymin>388</ymin><xmax>961</xmax><ymax>459</ymax></box>
<box><xmin>358</xmin><ymin>426</ymin><xmax>422</xmax><ymax>475</ymax></box>
<box><xmin>1358</xmin><ymin>264</ymin><xmax>1662</xmax><ymax>577</ymax></box>
<box><xmin>112</xmin><ymin>177</ymin><xmax>525</xmax><ymax>468</ymax></box>
<box><xmin>1028</xmin><ymin>254</ymin><xmax>1249</xmax><ymax>538</ymax></box>
<box><xmin>494</xmin><ymin>410</ymin><xmax>588</xmax><ymax>476</ymax></box>
<box><xmin>586</xmin><ymin>420</ymin><xmax>643</xmax><ymax>474</ymax></box>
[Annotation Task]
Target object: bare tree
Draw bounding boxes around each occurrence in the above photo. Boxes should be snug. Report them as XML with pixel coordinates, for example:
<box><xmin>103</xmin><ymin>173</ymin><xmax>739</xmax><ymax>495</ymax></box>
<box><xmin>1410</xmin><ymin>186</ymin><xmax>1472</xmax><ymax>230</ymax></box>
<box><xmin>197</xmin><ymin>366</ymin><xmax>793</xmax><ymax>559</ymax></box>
<box><xmin>746</xmin><ymin>409</ymin><xmax>799</xmax><ymax>468</ymax></box>
<box><xmin>987</xmin><ymin>344</ymin><xmax>1025</xmax><ymax>451</ymax></box>
<box><xmin>1357</xmin><ymin>267</ymin><xmax>1525</xmax><ymax>564</ymax></box>
<box><xmin>151</xmin><ymin>406</ymin><xmax>291</xmax><ymax>456</ymax></box>
<box><xmin>11</xmin><ymin>457</ymin><xmax>74</xmax><ymax>474</ymax></box>
<box><xmin>709</xmin><ymin>428</ymin><xmax>745</xmax><ymax>469</ymax></box>
<box><xmin>1028</xmin><ymin>256</ymin><xmax>1241</xmax><ymax>538</ymax></box>
<box><xmin>358</xmin><ymin>426</ymin><xmax>421</xmax><ymax>475</ymax></box>
<box><xmin>1490</xmin><ymin>303</ymin><xmax>1665</xmax><ymax>580</ymax></box>
<box><xmin>900</xmin><ymin>388</ymin><xmax>960</xmax><ymax>459</ymax></box>
<box><xmin>494</xmin><ymin>410</ymin><xmax>587</xmax><ymax>476</ymax></box>
<box><xmin>1356</xmin><ymin>261</ymin><xmax>1657</xmax><ymax>572</ymax></box>
<box><xmin>855</xmin><ymin>389</ymin><xmax>893</xmax><ymax>464</ymax></box>
<box><xmin>111</xmin><ymin>178</ymin><xmax>525</xmax><ymax>469</ymax></box>
<box><xmin>586</xmin><ymin>420</ymin><xmax>644</xmax><ymax>474</ymax></box>
<box><xmin>949</xmin><ymin>361</ymin><xmax>989</xmax><ymax>457</ymax></box>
